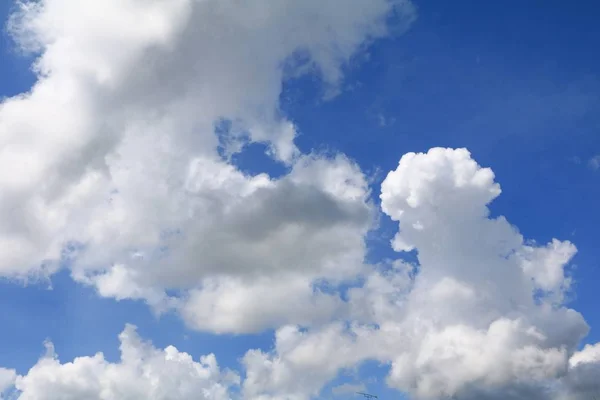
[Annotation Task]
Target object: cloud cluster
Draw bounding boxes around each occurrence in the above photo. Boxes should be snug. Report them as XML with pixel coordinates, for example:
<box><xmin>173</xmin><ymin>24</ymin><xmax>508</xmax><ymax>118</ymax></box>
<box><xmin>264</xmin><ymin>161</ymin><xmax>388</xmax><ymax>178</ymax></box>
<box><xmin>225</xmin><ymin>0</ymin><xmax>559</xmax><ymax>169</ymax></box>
<box><xmin>2</xmin><ymin>148</ymin><xmax>600</xmax><ymax>399</ymax></box>
<box><xmin>2</xmin><ymin>0</ymin><xmax>599</xmax><ymax>399</ymax></box>
<box><xmin>6</xmin><ymin>325</ymin><xmax>238</xmax><ymax>400</ymax></box>
<box><xmin>0</xmin><ymin>0</ymin><xmax>413</xmax><ymax>331</ymax></box>
<box><xmin>232</xmin><ymin>148</ymin><xmax>599</xmax><ymax>400</ymax></box>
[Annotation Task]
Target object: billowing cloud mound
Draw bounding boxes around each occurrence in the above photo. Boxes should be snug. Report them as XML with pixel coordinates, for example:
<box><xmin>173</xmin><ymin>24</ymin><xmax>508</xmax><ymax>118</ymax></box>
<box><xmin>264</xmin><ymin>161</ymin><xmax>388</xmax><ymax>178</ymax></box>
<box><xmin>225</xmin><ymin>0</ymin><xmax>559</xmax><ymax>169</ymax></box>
<box><xmin>234</xmin><ymin>148</ymin><xmax>599</xmax><ymax>400</ymax></box>
<box><xmin>366</xmin><ymin>148</ymin><xmax>591</xmax><ymax>398</ymax></box>
<box><xmin>1</xmin><ymin>148</ymin><xmax>600</xmax><ymax>400</ymax></box>
<box><xmin>5</xmin><ymin>325</ymin><xmax>238</xmax><ymax>400</ymax></box>
<box><xmin>0</xmin><ymin>0</ymin><xmax>413</xmax><ymax>332</ymax></box>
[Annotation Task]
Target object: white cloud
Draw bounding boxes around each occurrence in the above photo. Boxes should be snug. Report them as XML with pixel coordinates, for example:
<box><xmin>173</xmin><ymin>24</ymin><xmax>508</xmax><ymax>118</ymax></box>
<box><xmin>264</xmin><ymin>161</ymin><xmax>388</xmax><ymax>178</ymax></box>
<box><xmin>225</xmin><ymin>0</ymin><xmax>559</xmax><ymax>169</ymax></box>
<box><xmin>518</xmin><ymin>239</ymin><xmax>576</xmax><ymax>300</ymax></box>
<box><xmin>77</xmin><ymin>153</ymin><xmax>374</xmax><ymax>332</ymax></box>
<box><xmin>588</xmin><ymin>155</ymin><xmax>600</xmax><ymax>171</ymax></box>
<box><xmin>180</xmin><ymin>275</ymin><xmax>344</xmax><ymax>334</ymax></box>
<box><xmin>560</xmin><ymin>343</ymin><xmax>600</xmax><ymax>400</ymax></box>
<box><xmin>2</xmin><ymin>325</ymin><xmax>238</xmax><ymax>400</ymax></box>
<box><xmin>570</xmin><ymin>343</ymin><xmax>600</xmax><ymax>368</ymax></box>
<box><xmin>0</xmin><ymin>0</ymin><xmax>414</xmax><ymax>332</ymax></box>
<box><xmin>0</xmin><ymin>368</ymin><xmax>16</xmax><ymax>399</ymax></box>
<box><xmin>1</xmin><ymin>0</ymin><xmax>599</xmax><ymax>398</ymax></box>
<box><xmin>242</xmin><ymin>323</ymin><xmax>372</xmax><ymax>400</ymax></box>
<box><xmin>238</xmin><ymin>148</ymin><xmax>594</xmax><ymax>400</ymax></box>
<box><xmin>1</xmin><ymin>147</ymin><xmax>599</xmax><ymax>400</ymax></box>
<box><xmin>374</xmin><ymin>148</ymin><xmax>588</xmax><ymax>398</ymax></box>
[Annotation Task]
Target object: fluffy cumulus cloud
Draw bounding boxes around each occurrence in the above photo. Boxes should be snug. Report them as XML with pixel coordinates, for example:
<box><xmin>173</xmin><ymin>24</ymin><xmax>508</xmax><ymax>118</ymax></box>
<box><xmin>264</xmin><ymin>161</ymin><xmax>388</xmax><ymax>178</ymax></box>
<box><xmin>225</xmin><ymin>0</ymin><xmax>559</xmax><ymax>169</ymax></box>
<box><xmin>2</xmin><ymin>1</ymin><xmax>600</xmax><ymax>399</ymax></box>
<box><xmin>4</xmin><ymin>325</ymin><xmax>239</xmax><ymax>400</ymax></box>
<box><xmin>234</xmin><ymin>148</ymin><xmax>600</xmax><ymax>400</ymax></box>
<box><xmin>0</xmin><ymin>0</ymin><xmax>413</xmax><ymax>331</ymax></box>
<box><xmin>2</xmin><ymin>142</ymin><xmax>600</xmax><ymax>399</ymax></box>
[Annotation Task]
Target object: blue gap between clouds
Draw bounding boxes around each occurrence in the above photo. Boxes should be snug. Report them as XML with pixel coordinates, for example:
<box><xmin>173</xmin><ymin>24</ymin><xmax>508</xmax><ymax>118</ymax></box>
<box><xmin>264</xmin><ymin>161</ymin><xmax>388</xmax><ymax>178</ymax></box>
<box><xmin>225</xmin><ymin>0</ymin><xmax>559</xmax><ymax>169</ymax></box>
<box><xmin>216</xmin><ymin>118</ymin><xmax>289</xmax><ymax>179</ymax></box>
<box><xmin>0</xmin><ymin>269</ymin><xmax>275</xmax><ymax>375</ymax></box>
<box><xmin>320</xmin><ymin>359</ymin><xmax>410</xmax><ymax>400</ymax></box>
<box><xmin>0</xmin><ymin>1</ymin><xmax>36</xmax><ymax>98</ymax></box>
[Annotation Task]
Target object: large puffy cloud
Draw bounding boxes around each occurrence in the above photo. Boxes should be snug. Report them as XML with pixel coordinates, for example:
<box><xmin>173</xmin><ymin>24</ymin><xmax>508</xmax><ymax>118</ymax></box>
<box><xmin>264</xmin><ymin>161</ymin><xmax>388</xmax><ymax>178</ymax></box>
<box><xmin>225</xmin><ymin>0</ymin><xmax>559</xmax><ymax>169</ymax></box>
<box><xmin>239</xmin><ymin>148</ymin><xmax>596</xmax><ymax>400</ymax></box>
<box><xmin>76</xmin><ymin>152</ymin><xmax>374</xmax><ymax>332</ymax></box>
<box><xmin>1</xmin><ymin>148</ymin><xmax>599</xmax><ymax>400</ymax></box>
<box><xmin>0</xmin><ymin>0</ymin><xmax>413</xmax><ymax>331</ymax></box>
<box><xmin>4</xmin><ymin>325</ymin><xmax>598</xmax><ymax>400</ymax></box>
<box><xmin>242</xmin><ymin>323</ymin><xmax>371</xmax><ymax>400</ymax></box>
<box><xmin>2</xmin><ymin>325</ymin><xmax>238</xmax><ymax>400</ymax></box>
<box><xmin>367</xmin><ymin>148</ymin><xmax>589</xmax><ymax>398</ymax></box>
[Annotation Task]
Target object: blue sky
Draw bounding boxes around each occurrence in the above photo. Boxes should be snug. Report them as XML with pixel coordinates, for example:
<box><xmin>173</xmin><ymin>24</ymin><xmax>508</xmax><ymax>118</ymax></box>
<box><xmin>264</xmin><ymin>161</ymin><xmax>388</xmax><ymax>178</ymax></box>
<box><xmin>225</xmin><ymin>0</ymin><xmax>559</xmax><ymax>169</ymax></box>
<box><xmin>0</xmin><ymin>1</ymin><xmax>599</xmax><ymax>399</ymax></box>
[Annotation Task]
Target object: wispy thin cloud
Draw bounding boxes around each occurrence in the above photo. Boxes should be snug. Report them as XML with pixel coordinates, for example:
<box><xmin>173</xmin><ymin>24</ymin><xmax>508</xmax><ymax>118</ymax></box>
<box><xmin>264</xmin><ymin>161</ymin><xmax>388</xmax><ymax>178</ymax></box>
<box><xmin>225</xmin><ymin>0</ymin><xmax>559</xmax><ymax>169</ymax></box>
<box><xmin>332</xmin><ymin>383</ymin><xmax>367</xmax><ymax>396</ymax></box>
<box><xmin>588</xmin><ymin>155</ymin><xmax>600</xmax><ymax>171</ymax></box>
